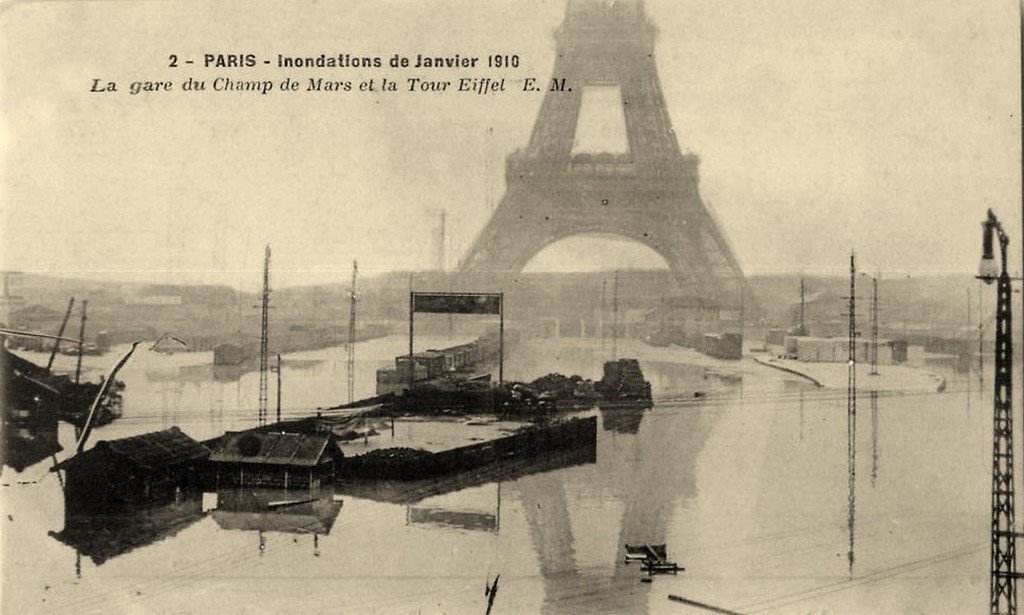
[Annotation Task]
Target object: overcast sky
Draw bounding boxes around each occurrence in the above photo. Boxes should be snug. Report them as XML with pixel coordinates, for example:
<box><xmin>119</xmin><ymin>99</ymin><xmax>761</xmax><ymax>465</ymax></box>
<box><xmin>1</xmin><ymin>0</ymin><xmax>1020</xmax><ymax>289</ymax></box>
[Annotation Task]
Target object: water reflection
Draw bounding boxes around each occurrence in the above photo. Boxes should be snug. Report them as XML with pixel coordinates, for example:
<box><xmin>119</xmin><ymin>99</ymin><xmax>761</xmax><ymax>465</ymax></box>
<box><xmin>512</xmin><ymin>402</ymin><xmax>715</xmax><ymax>614</ymax></box>
<box><xmin>49</xmin><ymin>495</ymin><xmax>204</xmax><ymax>567</ymax></box>
<box><xmin>209</xmin><ymin>488</ymin><xmax>342</xmax><ymax>557</ymax></box>
<box><xmin>597</xmin><ymin>402</ymin><xmax>649</xmax><ymax>434</ymax></box>
<box><xmin>336</xmin><ymin>444</ymin><xmax>597</xmax><ymax>505</ymax></box>
<box><xmin>408</xmin><ymin>487</ymin><xmax>500</xmax><ymax>533</ymax></box>
<box><xmin>847</xmin><ymin>383</ymin><xmax>857</xmax><ymax>574</ymax></box>
<box><xmin>2</xmin><ymin>402</ymin><xmax>62</xmax><ymax>474</ymax></box>
<box><xmin>871</xmin><ymin>391</ymin><xmax>879</xmax><ymax>487</ymax></box>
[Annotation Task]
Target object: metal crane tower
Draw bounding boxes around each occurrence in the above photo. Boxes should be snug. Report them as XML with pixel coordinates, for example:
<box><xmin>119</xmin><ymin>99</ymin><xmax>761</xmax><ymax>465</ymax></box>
<box><xmin>979</xmin><ymin>210</ymin><xmax>1019</xmax><ymax>615</ymax></box>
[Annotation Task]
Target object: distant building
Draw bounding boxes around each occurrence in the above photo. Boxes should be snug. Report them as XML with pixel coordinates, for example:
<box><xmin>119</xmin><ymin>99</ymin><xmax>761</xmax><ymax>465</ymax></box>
<box><xmin>124</xmin><ymin>295</ymin><xmax>183</xmax><ymax>306</ymax></box>
<box><xmin>783</xmin><ymin>336</ymin><xmax>908</xmax><ymax>365</ymax></box>
<box><xmin>206</xmin><ymin>431</ymin><xmax>344</xmax><ymax>490</ymax></box>
<box><xmin>51</xmin><ymin>427</ymin><xmax>210</xmax><ymax>512</ymax></box>
<box><xmin>213</xmin><ymin>342</ymin><xmax>247</xmax><ymax>365</ymax></box>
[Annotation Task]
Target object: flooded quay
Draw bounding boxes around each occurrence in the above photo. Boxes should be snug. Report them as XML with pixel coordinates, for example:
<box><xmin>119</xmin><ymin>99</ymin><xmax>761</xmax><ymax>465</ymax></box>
<box><xmin>0</xmin><ymin>336</ymin><xmax>993</xmax><ymax>614</ymax></box>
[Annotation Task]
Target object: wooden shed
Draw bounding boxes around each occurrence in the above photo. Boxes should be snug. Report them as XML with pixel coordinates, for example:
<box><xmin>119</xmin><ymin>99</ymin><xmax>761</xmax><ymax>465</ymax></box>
<box><xmin>206</xmin><ymin>431</ymin><xmax>344</xmax><ymax>490</ymax></box>
<box><xmin>51</xmin><ymin>427</ymin><xmax>210</xmax><ymax>513</ymax></box>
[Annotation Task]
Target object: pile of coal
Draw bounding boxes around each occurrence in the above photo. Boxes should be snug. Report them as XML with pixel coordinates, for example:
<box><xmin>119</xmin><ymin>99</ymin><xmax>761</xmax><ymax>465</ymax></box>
<box><xmin>339</xmin><ymin>446</ymin><xmax>435</xmax><ymax>480</ymax></box>
<box><xmin>528</xmin><ymin>373</ymin><xmax>596</xmax><ymax>401</ymax></box>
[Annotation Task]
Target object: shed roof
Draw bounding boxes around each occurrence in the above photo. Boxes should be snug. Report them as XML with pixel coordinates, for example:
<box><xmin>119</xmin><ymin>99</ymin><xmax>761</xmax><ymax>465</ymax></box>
<box><xmin>52</xmin><ymin>427</ymin><xmax>210</xmax><ymax>472</ymax></box>
<box><xmin>208</xmin><ymin>431</ymin><xmax>335</xmax><ymax>467</ymax></box>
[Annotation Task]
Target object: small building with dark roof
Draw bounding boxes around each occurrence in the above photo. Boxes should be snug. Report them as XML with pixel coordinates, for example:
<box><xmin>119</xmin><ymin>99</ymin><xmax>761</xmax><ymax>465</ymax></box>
<box><xmin>51</xmin><ymin>427</ymin><xmax>210</xmax><ymax>512</ymax></box>
<box><xmin>206</xmin><ymin>431</ymin><xmax>344</xmax><ymax>490</ymax></box>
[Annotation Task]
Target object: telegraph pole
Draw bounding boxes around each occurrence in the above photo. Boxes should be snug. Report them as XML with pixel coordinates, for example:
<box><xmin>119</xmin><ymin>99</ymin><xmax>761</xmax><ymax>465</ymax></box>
<box><xmin>258</xmin><ymin>245</ymin><xmax>271</xmax><ymax>426</ymax></box>
<box><xmin>870</xmin><ymin>277</ymin><xmax>879</xmax><ymax>376</ymax></box>
<box><xmin>979</xmin><ymin>210</ymin><xmax>1018</xmax><ymax>614</ymax></box>
<box><xmin>612</xmin><ymin>270</ymin><xmax>619</xmax><ymax>358</ymax></box>
<box><xmin>846</xmin><ymin>252</ymin><xmax>857</xmax><ymax>573</ymax></box>
<box><xmin>347</xmin><ymin>260</ymin><xmax>358</xmax><ymax>404</ymax></box>
<box><xmin>276</xmin><ymin>353</ymin><xmax>282</xmax><ymax>424</ymax></box>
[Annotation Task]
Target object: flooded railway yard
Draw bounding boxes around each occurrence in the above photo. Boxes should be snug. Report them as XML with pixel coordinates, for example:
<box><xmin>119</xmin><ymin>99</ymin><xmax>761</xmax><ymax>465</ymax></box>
<box><xmin>1</xmin><ymin>336</ymin><xmax>994</xmax><ymax>613</ymax></box>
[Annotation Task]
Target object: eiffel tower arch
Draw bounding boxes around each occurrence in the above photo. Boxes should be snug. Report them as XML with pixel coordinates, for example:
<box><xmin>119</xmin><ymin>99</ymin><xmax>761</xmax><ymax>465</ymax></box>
<box><xmin>459</xmin><ymin>0</ymin><xmax>744</xmax><ymax>304</ymax></box>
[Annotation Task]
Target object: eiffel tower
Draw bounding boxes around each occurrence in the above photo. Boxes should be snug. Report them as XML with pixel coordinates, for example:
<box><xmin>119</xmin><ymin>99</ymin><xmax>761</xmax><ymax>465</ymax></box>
<box><xmin>459</xmin><ymin>0</ymin><xmax>743</xmax><ymax>304</ymax></box>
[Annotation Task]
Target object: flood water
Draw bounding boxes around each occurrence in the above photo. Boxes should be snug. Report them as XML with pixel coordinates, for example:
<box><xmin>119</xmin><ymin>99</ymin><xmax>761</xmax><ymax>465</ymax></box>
<box><xmin>1</xmin><ymin>336</ymin><xmax>996</xmax><ymax>614</ymax></box>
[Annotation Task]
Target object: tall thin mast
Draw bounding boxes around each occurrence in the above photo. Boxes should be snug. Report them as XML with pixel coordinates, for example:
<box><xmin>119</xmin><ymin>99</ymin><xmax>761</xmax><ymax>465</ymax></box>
<box><xmin>799</xmin><ymin>278</ymin><xmax>806</xmax><ymax>335</ymax></box>
<box><xmin>258</xmin><ymin>245</ymin><xmax>271</xmax><ymax>426</ymax></box>
<box><xmin>870</xmin><ymin>276</ymin><xmax>879</xmax><ymax>376</ymax></box>
<box><xmin>347</xmin><ymin>260</ymin><xmax>358</xmax><ymax>404</ymax></box>
<box><xmin>612</xmin><ymin>271</ymin><xmax>619</xmax><ymax>358</ymax></box>
<box><xmin>847</xmin><ymin>252</ymin><xmax>857</xmax><ymax>573</ymax></box>
<box><xmin>276</xmin><ymin>353</ymin><xmax>282</xmax><ymax>424</ymax></box>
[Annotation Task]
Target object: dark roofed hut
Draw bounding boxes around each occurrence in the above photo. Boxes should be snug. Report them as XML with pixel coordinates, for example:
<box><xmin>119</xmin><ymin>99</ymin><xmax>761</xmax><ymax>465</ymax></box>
<box><xmin>207</xmin><ymin>432</ymin><xmax>344</xmax><ymax>490</ymax></box>
<box><xmin>51</xmin><ymin>427</ymin><xmax>210</xmax><ymax>513</ymax></box>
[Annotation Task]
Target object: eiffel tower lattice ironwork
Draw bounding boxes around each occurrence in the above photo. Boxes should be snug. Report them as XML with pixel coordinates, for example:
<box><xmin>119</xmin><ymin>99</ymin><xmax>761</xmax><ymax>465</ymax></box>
<box><xmin>458</xmin><ymin>0</ymin><xmax>743</xmax><ymax>303</ymax></box>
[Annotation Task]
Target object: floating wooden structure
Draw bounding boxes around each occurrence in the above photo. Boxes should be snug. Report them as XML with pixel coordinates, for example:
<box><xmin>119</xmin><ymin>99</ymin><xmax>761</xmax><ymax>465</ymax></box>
<box><xmin>624</xmin><ymin>543</ymin><xmax>683</xmax><ymax>575</ymax></box>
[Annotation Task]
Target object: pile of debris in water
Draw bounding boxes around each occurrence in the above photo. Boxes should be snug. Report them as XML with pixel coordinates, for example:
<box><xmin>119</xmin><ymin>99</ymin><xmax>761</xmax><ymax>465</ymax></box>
<box><xmin>391</xmin><ymin>358</ymin><xmax>652</xmax><ymax>416</ymax></box>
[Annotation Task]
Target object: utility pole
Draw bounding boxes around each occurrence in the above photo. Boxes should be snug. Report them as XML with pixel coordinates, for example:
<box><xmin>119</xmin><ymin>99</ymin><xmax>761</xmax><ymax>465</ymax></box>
<box><xmin>979</xmin><ymin>210</ymin><xmax>1018</xmax><ymax>615</ymax></box>
<box><xmin>870</xmin><ymin>391</ymin><xmax>879</xmax><ymax>488</ymax></box>
<box><xmin>870</xmin><ymin>276</ymin><xmax>879</xmax><ymax>376</ymax></box>
<box><xmin>276</xmin><ymin>353</ymin><xmax>282</xmax><ymax>424</ymax></box>
<box><xmin>74</xmin><ymin>300</ymin><xmax>88</xmax><ymax>385</ymax></box>
<box><xmin>612</xmin><ymin>270</ymin><xmax>619</xmax><ymax>358</ymax></box>
<box><xmin>46</xmin><ymin>297</ymin><xmax>75</xmax><ymax>374</ymax></box>
<box><xmin>600</xmin><ymin>281</ymin><xmax>607</xmax><ymax>349</ymax></box>
<box><xmin>258</xmin><ymin>245</ymin><xmax>271</xmax><ymax>427</ymax></box>
<box><xmin>347</xmin><ymin>260</ymin><xmax>358</xmax><ymax>404</ymax></box>
<box><xmin>847</xmin><ymin>252</ymin><xmax>857</xmax><ymax>573</ymax></box>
